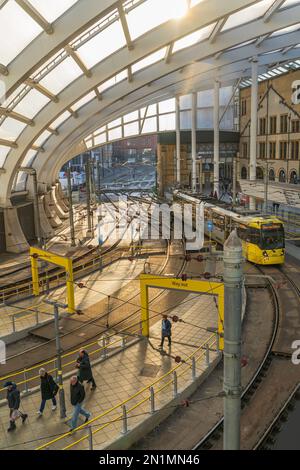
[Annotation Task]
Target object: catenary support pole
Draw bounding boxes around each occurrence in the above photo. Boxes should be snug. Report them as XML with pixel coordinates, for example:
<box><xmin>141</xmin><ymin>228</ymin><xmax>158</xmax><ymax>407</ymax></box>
<box><xmin>250</xmin><ymin>58</ymin><xmax>258</xmax><ymax>210</ymax></box>
<box><xmin>223</xmin><ymin>229</ymin><xmax>243</xmax><ymax>450</ymax></box>
<box><xmin>232</xmin><ymin>156</ymin><xmax>237</xmax><ymax>206</ymax></box>
<box><xmin>67</xmin><ymin>166</ymin><xmax>76</xmax><ymax>247</ymax></box>
<box><xmin>85</xmin><ymin>160</ymin><xmax>92</xmax><ymax>237</ymax></box>
<box><xmin>44</xmin><ymin>300</ymin><xmax>67</xmax><ymax>419</ymax></box>
<box><xmin>175</xmin><ymin>95</ymin><xmax>181</xmax><ymax>185</ymax></box>
<box><xmin>264</xmin><ymin>162</ymin><xmax>269</xmax><ymax>214</ymax></box>
<box><xmin>214</xmin><ymin>80</ymin><xmax>220</xmax><ymax>198</ymax></box>
<box><xmin>32</xmin><ymin>171</ymin><xmax>42</xmax><ymax>247</ymax></box>
<box><xmin>191</xmin><ymin>92</ymin><xmax>197</xmax><ymax>192</ymax></box>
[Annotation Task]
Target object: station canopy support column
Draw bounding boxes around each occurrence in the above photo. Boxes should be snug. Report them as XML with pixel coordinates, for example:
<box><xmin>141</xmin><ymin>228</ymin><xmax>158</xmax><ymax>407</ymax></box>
<box><xmin>176</xmin><ymin>95</ymin><xmax>181</xmax><ymax>185</ymax></box>
<box><xmin>214</xmin><ymin>80</ymin><xmax>220</xmax><ymax>198</ymax></box>
<box><xmin>250</xmin><ymin>58</ymin><xmax>259</xmax><ymax>210</ymax></box>
<box><xmin>191</xmin><ymin>92</ymin><xmax>197</xmax><ymax>193</ymax></box>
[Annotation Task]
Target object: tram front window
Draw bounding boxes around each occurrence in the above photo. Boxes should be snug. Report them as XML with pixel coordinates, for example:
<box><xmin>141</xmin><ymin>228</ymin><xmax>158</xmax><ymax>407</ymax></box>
<box><xmin>260</xmin><ymin>227</ymin><xmax>284</xmax><ymax>250</ymax></box>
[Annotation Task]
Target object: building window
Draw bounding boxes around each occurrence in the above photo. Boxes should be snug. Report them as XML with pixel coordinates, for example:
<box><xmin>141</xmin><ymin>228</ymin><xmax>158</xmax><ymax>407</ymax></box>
<box><xmin>242</xmin><ymin>142</ymin><xmax>248</xmax><ymax>158</ymax></box>
<box><xmin>256</xmin><ymin>167</ymin><xmax>264</xmax><ymax>180</ymax></box>
<box><xmin>241</xmin><ymin>167</ymin><xmax>247</xmax><ymax>179</ymax></box>
<box><xmin>280</xmin><ymin>114</ymin><xmax>288</xmax><ymax>133</ymax></box>
<box><xmin>269</xmin><ymin>169</ymin><xmax>275</xmax><ymax>181</ymax></box>
<box><xmin>290</xmin><ymin>170</ymin><xmax>298</xmax><ymax>184</ymax></box>
<box><xmin>241</xmin><ymin>99</ymin><xmax>247</xmax><ymax>116</ymax></box>
<box><xmin>259</xmin><ymin>142</ymin><xmax>266</xmax><ymax>159</ymax></box>
<box><xmin>291</xmin><ymin>141</ymin><xmax>299</xmax><ymax>160</ymax></box>
<box><xmin>259</xmin><ymin>118</ymin><xmax>266</xmax><ymax>135</ymax></box>
<box><xmin>291</xmin><ymin>119</ymin><xmax>300</xmax><ymax>133</ymax></box>
<box><xmin>279</xmin><ymin>141</ymin><xmax>288</xmax><ymax>160</ymax></box>
<box><xmin>270</xmin><ymin>116</ymin><xmax>277</xmax><ymax>134</ymax></box>
<box><xmin>279</xmin><ymin>169</ymin><xmax>286</xmax><ymax>182</ymax></box>
<box><xmin>269</xmin><ymin>142</ymin><xmax>276</xmax><ymax>159</ymax></box>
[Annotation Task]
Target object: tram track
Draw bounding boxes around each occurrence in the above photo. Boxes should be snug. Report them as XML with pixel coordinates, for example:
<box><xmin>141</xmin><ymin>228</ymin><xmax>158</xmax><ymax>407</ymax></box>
<box><xmin>194</xmin><ymin>259</ymin><xmax>300</xmax><ymax>450</ymax></box>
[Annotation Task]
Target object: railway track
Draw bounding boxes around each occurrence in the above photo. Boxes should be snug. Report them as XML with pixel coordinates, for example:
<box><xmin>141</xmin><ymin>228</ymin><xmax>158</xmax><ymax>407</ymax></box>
<box><xmin>194</xmin><ymin>260</ymin><xmax>300</xmax><ymax>450</ymax></box>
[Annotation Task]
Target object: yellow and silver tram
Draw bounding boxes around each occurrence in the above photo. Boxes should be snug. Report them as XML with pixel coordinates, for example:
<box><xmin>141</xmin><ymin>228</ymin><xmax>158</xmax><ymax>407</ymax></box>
<box><xmin>174</xmin><ymin>191</ymin><xmax>285</xmax><ymax>265</ymax></box>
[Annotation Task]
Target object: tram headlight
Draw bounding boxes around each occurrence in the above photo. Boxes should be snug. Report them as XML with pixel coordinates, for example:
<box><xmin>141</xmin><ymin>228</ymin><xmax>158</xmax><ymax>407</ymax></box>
<box><xmin>263</xmin><ymin>251</ymin><xmax>269</xmax><ymax>258</ymax></box>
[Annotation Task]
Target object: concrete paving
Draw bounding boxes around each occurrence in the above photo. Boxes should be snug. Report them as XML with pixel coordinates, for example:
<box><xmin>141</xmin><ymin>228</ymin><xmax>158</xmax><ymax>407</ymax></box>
<box><xmin>0</xmin><ymin>292</ymin><xmax>218</xmax><ymax>450</ymax></box>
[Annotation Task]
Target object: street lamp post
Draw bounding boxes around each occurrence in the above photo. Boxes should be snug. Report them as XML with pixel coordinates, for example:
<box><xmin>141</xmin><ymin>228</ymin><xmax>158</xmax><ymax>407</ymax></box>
<box><xmin>44</xmin><ymin>299</ymin><xmax>67</xmax><ymax>419</ymax></box>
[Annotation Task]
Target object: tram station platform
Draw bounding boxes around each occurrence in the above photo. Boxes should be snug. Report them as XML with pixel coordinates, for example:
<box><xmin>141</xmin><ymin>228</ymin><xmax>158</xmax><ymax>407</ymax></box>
<box><xmin>0</xmin><ymin>292</ymin><xmax>219</xmax><ymax>451</ymax></box>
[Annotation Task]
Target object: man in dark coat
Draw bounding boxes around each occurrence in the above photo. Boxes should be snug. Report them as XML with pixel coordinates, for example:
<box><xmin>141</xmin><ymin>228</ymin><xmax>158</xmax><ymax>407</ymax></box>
<box><xmin>76</xmin><ymin>349</ymin><xmax>97</xmax><ymax>390</ymax></box>
<box><xmin>4</xmin><ymin>382</ymin><xmax>28</xmax><ymax>432</ymax></box>
<box><xmin>37</xmin><ymin>368</ymin><xmax>59</xmax><ymax>416</ymax></box>
<box><xmin>160</xmin><ymin>315</ymin><xmax>172</xmax><ymax>348</ymax></box>
<box><xmin>69</xmin><ymin>376</ymin><xmax>91</xmax><ymax>431</ymax></box>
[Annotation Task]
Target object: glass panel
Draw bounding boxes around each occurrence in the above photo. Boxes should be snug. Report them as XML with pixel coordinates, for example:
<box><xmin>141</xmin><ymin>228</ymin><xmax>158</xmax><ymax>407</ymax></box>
<box><xmin>34</xmin><ymin>130</ymin><xmax>51</xmax><ymax>147</ymax></box>
<box><xmin>13</xmin><ymin>89</ymin><xmax>50</xmax><ymax>119</ymax></box>
<box><xmin>147</xmin><ymin>104</ymin><xmax>157</xmax><ymax>116</ymax></box>
<box><xmin>132</xmin><ymin>47</ymin><xmax>167</xmax><ymax>73</ymax></box>
<box><xmin>280</xmin><ymin>0</ymin><xmax>300</xmax><ymax>8</ymax></box>
<box><xmin>198</xmin><ymin>90</ymin><xmax>213</xmax><ymax>107</ymax></box>
<box><xmin>77</xmin><ymin>20</ymin><xmax>126</xmax><ymax>69</ymax></box>
<box><xmin>126</xmin><ymin>0</ymin><xmax>189</xmax><ymax>40</ymax></box>
<box><xmin>0</xmin><ymin>118</ymin><xmax>26</xmax><ymax>141</ymax></box>
<box><xmin>108</xmin><ymin>118</ymin><xmax>122</xmax><ymax>129</ymax></box>
<box><xmin>190</xmin><ymin>0</ymin><xmax>206</xmax><ymax>6</ymax></box>
<box><xmin>72</xmin><ymin>91</ymin><xmax>96</xmax><ymax>111</ymax></box>
<box><xmin>85</xmin><ymin>139</ymin><xmax>93</xmax><ymax>149</ymax></box>
<box><xmin>198</xmin><ymin>109</ymin><xmax>213</xmax><ymax>128</ymax></box>
<box><xmin>124</xmin><ymin>121</ymin><xmax>139</xmax><ymax>137</ymax></box>
<box><xmin>22</xmin><ymin>150</ymin><xmax>37</xmax><ymax>167</ymax></box>
<box><xmin>159</xmin><ymin>113</ymin><xmax>176</xmax><ymax>131</ymax></box>
<box><xmin>180</xmin><ymin>110</ymin><xmax>192</xmax><ymax>129</ymax></box>
<box><xmin>223</xmin><ymin>0</ymin><xmax>275</xmax><ymax>31</ymax></box>
<box><xmin>124</xmin><ymin>111</ymin><xmax>139</xmax><ymax>123</ymax></box>
<box><xmin>108</xmin><ymin>127</ymin><xmax>122</xmax><ymax>141</ymax></box>
<box><xmin>142</xmin><ymin>117</ymin><xmax>157</xmax><ymax>133</ymax></box>
<box><xmin>0</xmin><ymin>146</ymin><xmax>9</xmax><ymax>167</ymax></box>
<box><xmin>0</xmin><ymin>1</ymin><xmax>42</xmax><ymax>66</ymax></box>
<box><xmin>50</xmin><ymin>111</ymin><xmax>71</xmax><ymax>129</ymax></box>
<box><xmin>97</xmin><ymin>70</ymin><xmax>128</xmax><ymax>93</ymax></box>
<box><xmin>180</xmin><ymin>94</ymin><xmax>192</xmax><ymax>110</ymax></box>
<box><xmin>14</xmin><ymin>171</ymin><xmax>28</xmax><ymax>192</ymax></box>
<box><xmin>94</xmin><ymin>133</ymin><xmax>107</xmax><ymax>146</ymax></box>
<box><xmin>28</xmin><ymin>0</ymin><xmax>79</xmax><ymax>23</ymax></box>
<box><xmin>173</xmin><ymin>24</ymin><xmax>216</xmax><ymax>53</ymax></box>
<box><xmin>159</xmin><ymin>98</ymin><xmax>175</xmax><ymax>114</ymax></box>
<box><xmin>271</xmin><ymin>24</ymin><xmax>300</xmax><ymax>36</ymax></box>
<box><xmin>39</xmin><ymin>57</ymin><xmax>83</xmax><ymax>95</ymax></box>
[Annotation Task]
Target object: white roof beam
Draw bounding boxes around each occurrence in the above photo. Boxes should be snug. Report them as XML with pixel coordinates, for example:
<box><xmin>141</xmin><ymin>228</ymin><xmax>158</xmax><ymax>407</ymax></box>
<box><xmin>0</xmin><ymin>64</ymin><xmax>9</xmax><ymax>76</ymax></box>
<box><xmin>67</xmin><ymin>107</ymin><xmax>78</xmax><ymax>118</ymax></box>
<box><xmin>25</xmin><ymin>79</ymin><xmax>59</xmax><ymax>103</ymax></box>
<box><xmin>165</xmin><ymin>43</ymin><xmax>174</xmax><ymax>64</ymax></box>
<box><xmin>118</xmin><ymin>3</ymin><xmax>134</xmax><ymax>51</ymax></box>
<box><xmin>94</xmin><ymin>88</ymin><xmax>103</xmax><ymax>101</ymax></box>
<box><xmin>65</xmin><ymin>45</ymin><xmax>92</xmax><ymax>78</ymax></box>
<box><xmin>31</xmin><ymin>145</ymin><xmax>45</xmax><ymax>153</ymax></box>
<box><xmin>264</xmin><ymin>0</ymin><xmax>286</xmax><ymax>22</ymax></box>
<box><xmin>15</xmin><ymin>0</ymin><xmax>53</xmax><ymax>34</ymax></box>
<box><xmin>255</xmin><ymin>33</ymin><xmax>271</xmax><ymax>47</ymax></box>
<box><xmin>128</xmin><ymin>66</ymin><xmax>133</xmax><ymax>83</ymax></box>
<box><xmin>0</xmin><ymin>138</ymin><xmax>18</xmax><ymax>149</ymax></box>
<box><xmin>282</xmin><ymin>44</ymin><xmax>295</xmax><ymax>55</ymax></box>
<box><xmin>0</xmin><ymin>107</ymin><xmax>34</xmax><ymax>126</ymax></box>
<box><xmin>3</xmin><ymin>0</ymin><xmax>259</xmax><ymax>99</ymax></box>
<box><xmin>209</xmin><ymin>17</ymin><xmax>228</xmax><ymax>44</ymax></box>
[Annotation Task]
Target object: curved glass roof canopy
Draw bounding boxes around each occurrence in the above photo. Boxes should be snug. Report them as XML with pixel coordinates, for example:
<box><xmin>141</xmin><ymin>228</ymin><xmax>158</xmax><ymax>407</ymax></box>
<box><xmin>0</xmin><ymin>0</ymin><xmax>299</xmax><ymax>203</ymax></box>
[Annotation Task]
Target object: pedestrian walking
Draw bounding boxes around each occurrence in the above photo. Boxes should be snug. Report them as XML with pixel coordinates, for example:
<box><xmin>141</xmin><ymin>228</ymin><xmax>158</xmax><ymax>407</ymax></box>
<box><xmin>69</xmin><ymin>376</ymin><xmax>91</xmax><ymax>431</ymax></box>
<box><xmin>37</xmin><ymin>368</ymin><xmax>59</xmax><ymax>416</ymax></box>
<box><xmin>160</xmin><ymin>315</ymin><xmax>172</xmax><ymax>349</ymax></box>
<box><xmin>76</xmin><ymin>349</ymin><xmax>97</xmax><ymax>390</ymax></box>
<box><xmin>4</xmin><ymin>382</ymin><xmax>28</xmax><ymax>432</ymax></box>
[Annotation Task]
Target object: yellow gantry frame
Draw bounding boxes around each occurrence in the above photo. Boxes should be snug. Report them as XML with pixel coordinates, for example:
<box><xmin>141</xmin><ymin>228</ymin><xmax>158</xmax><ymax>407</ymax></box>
<box><xmin>30</xmin><ymin>247</ymin><xmax>75</xmax><ymax>314</ymax></box>
<box><xmin>140</xmin><ymin>274</ymin><xmax>224</xmax><ymax>350</ymax></box>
